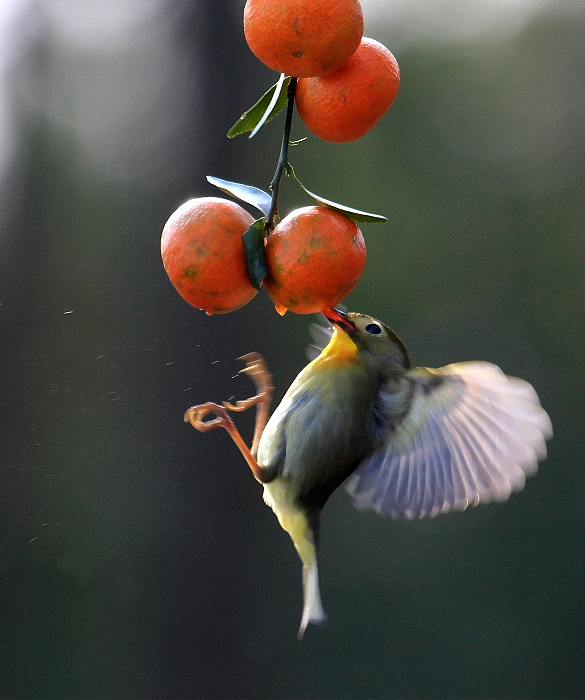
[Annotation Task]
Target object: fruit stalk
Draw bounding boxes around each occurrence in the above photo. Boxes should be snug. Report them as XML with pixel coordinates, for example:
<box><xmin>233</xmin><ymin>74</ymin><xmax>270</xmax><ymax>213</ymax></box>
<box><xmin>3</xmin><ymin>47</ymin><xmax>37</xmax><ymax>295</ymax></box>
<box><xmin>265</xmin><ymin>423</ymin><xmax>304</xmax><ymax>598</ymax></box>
<box><xmin>266</xmin><ymin>77</ymin><xmax>297</xmax><ymax>231</ymax></box>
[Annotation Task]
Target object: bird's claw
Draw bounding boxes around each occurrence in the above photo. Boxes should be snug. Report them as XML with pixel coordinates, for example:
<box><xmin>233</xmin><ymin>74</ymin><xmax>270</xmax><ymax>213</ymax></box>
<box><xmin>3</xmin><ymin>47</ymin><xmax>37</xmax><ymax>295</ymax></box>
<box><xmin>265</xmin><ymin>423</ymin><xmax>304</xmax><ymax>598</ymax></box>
<box><xmin>239</xmin><ymin>352</ymin><xmax>274</xmax><ymax>393</ymax></box>
<box><xmin>184</xmin><ymin>402</ymin><xmax>235</xmax><ymax>433</ymax></box>
<box><xmin>183</xmin><ymin>353</ymin><xmax>274</xmax><ymax>481</ymax></box>
<box><xmin>221</xmin><ymin>354</ymin><xmax>273</xmax><ymax>411</ymax></box>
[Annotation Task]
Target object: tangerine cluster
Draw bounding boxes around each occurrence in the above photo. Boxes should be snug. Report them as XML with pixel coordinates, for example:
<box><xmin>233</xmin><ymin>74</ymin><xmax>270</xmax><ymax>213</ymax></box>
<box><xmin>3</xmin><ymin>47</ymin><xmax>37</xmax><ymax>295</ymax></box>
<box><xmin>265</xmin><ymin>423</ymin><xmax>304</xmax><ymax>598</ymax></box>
<box><xmin>161</xmin><ymin>0</ymin><xmax>400</xmax><ymax>315</ymax></box>
<box><xmin>245</xmin><ymin>0</ymin><xmax>400</xmax><ymax>143</ymax></box>
<box><xmin>161</xmin><ymin>199</ymin><xmax>365</xmax><ymax>315</ymax></box>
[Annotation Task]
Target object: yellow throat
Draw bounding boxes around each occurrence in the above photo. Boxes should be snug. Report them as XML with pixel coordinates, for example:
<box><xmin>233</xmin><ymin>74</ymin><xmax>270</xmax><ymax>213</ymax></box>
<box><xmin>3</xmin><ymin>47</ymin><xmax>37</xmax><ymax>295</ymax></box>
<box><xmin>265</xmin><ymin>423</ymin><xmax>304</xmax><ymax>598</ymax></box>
<box><xmin>313</xmin><ymin>325</ymin><xmax>358</xmax><ymax>367</ymax></box>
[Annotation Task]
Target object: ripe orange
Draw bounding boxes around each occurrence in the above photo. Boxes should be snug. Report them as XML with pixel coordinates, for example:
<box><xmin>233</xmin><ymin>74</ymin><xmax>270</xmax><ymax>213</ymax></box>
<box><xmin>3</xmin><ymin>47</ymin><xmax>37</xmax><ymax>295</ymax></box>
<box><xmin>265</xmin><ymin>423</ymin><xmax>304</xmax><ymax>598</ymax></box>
<box><xmin>264</xmin><ymin>206</ymin><xmax>366</xmax><ymax>315</ymax></box>
<box><xmin>161</xmin><ymin>197</ymin><xmax>257</xmax><ymax>315</ymax></box>
<box><xmin>295</xmin><ymin>37</ymin><xmax>400</xmax><ymax>142</ymax></box>
<box><xmin>243</xmin><ymin>0</ymin><xmax>363</xmax><ymax>78</ymax></box>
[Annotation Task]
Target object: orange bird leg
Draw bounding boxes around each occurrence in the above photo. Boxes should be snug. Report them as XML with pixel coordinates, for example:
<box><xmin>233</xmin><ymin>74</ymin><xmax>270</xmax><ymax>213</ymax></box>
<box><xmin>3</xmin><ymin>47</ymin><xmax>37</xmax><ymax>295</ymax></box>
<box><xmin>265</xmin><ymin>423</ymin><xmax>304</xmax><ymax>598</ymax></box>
<box><xmin>222</xmin><ymin>352</ymin><xmax>274</xmax><ymax>458</ymax></box>
<box><xmin>183</xmin><ymin>353</ymin><xmax>274</xmax><ymax>483</ymax></box>
<box><xmin>184</xmin><ymin>402</ymin><xmax>268</xmax><ymax>483</ymax></box>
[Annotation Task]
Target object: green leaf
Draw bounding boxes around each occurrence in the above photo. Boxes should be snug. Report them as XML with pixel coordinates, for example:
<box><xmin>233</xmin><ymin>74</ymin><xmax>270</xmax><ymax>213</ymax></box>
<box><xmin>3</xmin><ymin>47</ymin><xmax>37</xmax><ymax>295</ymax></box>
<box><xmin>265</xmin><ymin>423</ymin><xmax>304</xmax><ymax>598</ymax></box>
<box><xmin>288</xmin><ymin>166</ymin><xmax>388</xmax><ymax>223</ymax></box>
<box><xmin>228</xmin><ymin>75</ymin><xmax>291</xmax><ymax>139</ymax></box>
<box><xmin>242</xmin><ymin>219</ymin><xmax>268</xmax><ymax>290</ymax></box>
<box><xmin>249</xmin><ymin>73</ymin><xmax>287</xmax><ymax>139</ymax></box>
<box><xmin>207</xmin><ymin>176</ymin><xmax>272</xmax><ymax>216</ymax></box>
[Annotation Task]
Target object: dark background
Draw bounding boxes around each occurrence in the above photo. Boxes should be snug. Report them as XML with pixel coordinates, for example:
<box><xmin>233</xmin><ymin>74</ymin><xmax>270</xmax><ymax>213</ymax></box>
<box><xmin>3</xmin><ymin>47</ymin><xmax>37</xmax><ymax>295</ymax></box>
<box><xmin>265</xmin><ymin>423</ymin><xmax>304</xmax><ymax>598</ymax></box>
<box><xmin>0</xmin><ymin>1</ymin><xmax>583</xmax><ymax>697</ymax></box>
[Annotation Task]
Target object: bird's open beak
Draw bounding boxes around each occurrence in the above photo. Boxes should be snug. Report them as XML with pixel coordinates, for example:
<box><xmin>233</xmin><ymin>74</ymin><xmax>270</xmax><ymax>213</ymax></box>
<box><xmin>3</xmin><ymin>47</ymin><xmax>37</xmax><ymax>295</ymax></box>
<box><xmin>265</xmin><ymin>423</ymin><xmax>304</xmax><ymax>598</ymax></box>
<box><xmin>322</xmin><ymin>308</ymin><xmax>356</xmax><ymax>333</ymax></box>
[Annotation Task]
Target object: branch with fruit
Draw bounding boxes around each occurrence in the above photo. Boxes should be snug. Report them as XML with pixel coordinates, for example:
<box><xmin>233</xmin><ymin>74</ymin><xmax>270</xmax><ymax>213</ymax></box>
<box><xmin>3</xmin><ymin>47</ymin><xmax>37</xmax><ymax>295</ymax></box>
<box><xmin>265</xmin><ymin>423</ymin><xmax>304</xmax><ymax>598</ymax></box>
<box><xmin>161</xmin><ymin>0</ymin><xmax>400</xmax><ymax>316</ymax></box>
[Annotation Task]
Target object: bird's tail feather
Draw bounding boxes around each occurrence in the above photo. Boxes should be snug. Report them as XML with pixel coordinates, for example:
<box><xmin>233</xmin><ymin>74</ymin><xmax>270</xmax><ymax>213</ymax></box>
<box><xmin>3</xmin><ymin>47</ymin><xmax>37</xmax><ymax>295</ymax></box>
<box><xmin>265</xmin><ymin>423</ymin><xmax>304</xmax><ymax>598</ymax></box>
<box><xmin>262</xmin><ymin>481</ymin><xmax>327</xmax><ymax>638</ymax></box>
<box><xmin>298</xmin><ymin>559</ymin><xmax>327</xmax><ymax>640</ymax></box>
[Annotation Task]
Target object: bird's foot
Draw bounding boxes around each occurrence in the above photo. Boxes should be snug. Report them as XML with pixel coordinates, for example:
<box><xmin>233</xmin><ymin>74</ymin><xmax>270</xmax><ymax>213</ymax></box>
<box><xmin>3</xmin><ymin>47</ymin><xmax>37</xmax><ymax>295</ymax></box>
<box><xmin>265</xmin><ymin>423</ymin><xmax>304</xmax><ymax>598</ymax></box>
<box><xmin>183</xmin><ymin>353</ymin><xmax>274</xmax><ymax>483</ymax></box>
<box><xmin>222</xmin><ymin>352</ymin><xmax>273</xmax><ymax>457</ymax></box>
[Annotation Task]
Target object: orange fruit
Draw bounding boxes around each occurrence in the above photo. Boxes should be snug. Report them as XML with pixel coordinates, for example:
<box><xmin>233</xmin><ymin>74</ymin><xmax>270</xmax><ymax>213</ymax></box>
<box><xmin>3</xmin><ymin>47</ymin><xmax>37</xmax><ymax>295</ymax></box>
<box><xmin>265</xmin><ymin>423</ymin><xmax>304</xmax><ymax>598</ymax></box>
<box><xmin>243</xmin><ymin>0</ymin><xmax>363</xmax><ymax>78</ymax></box>
<box><xmin>161</xmin><ymin>197</ymin><xmax>257</xmax><ymax>315</ymax></box>
<box><xmin>264</xmin><ymin>206</ymin><xmax>366</xmax><ymax>315</ymax></box>
<box><xmin>295</xmin><ymin>37</ymin><xmax>400</xmax><ymax>142</ymax></box>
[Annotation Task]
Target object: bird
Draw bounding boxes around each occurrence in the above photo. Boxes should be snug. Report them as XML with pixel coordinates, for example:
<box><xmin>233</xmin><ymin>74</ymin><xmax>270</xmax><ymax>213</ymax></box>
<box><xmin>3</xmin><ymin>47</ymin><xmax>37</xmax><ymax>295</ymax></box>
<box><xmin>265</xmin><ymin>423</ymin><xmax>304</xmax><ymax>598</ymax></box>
<box><xmin>184</xmin><ymin>308</ymin><xmax>552</xmax><ymax>639</ymax></box>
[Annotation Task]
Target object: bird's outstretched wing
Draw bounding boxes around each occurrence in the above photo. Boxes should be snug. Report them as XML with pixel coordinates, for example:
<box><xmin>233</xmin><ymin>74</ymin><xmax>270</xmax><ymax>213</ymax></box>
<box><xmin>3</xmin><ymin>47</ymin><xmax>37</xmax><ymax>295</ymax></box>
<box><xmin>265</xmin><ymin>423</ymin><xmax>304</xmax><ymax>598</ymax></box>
<box><xmin>345</xmin><ymin>362</ymin><xmax>552</xmax><ymax>519</ymax></box>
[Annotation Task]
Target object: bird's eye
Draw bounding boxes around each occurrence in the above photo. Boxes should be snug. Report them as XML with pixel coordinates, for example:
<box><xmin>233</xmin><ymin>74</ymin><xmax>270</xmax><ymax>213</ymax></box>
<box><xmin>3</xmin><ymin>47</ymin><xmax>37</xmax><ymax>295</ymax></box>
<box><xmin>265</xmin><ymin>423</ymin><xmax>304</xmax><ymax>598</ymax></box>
<box><xmin>365</xmin><ymin>323</ymin><xmax>382</xmax><ymax>335</ymax></box>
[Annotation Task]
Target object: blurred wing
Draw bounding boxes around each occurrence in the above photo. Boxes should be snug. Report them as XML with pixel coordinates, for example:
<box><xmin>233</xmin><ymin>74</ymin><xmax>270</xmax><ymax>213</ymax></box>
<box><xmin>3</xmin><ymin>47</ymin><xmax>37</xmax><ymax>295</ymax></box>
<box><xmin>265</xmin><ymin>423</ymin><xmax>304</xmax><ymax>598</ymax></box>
<box><xmin>306</xmin><ymin>321</ymin><xmax>333</xmax><ymax>361</ymax></box>
<box><xmin>306</xmin><ymin>306</ymin><xmax>349</xmax><ymax>360</ymax></box>
<box><xmin>346</xmin><ymin>362</ymin><xmax>552</xmax><ymax>519</ymax></box>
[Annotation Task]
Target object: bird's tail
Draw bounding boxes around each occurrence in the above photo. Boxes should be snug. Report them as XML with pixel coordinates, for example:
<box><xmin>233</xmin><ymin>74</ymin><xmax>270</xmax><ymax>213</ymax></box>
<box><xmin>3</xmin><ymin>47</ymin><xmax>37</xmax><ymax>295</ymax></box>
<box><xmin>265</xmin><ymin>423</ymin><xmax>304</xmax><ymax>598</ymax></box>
<box><xmin>263</xmin><ymin>480</ymin><xmax>328</xmax><ymax>639</ymax></box>
<box><xmin>298</xmin><ymin>558</ymin><xmax>327</xmax><ymax>640</ymax></box>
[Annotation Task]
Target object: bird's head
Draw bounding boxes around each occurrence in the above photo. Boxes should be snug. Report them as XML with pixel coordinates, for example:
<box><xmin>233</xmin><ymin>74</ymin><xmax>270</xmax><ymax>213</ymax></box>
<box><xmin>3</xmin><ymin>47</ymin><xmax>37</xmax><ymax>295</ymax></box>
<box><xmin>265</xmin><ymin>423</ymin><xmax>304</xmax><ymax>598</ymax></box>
<box><xmin>322</xmin><ymin>308</ymin><xmax>411</xmax><ymax>373</ymax></box>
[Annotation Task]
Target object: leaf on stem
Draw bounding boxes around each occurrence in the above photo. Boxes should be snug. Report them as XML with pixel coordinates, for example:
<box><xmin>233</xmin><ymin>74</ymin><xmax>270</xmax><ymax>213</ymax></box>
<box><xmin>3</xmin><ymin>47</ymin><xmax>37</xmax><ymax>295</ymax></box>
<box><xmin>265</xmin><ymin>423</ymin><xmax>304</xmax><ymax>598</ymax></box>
<box><xmin>288</xmin><ymin>166</ymin><xmax>388</xmax><ymax>223</ymax></box>
<box><xmin>228</xmin><ymin>75</ymin><xmax>291</xmax><ymax>139</ymax></box>
<box><xmin>242</xmin><ymin>219</ymin><xmax>268</xmax><ymax>290</ymax></box>
<box><xmin>207</xmin><ymin>175</ymin><xmax>272</xmax><ymax>216</ymax></box>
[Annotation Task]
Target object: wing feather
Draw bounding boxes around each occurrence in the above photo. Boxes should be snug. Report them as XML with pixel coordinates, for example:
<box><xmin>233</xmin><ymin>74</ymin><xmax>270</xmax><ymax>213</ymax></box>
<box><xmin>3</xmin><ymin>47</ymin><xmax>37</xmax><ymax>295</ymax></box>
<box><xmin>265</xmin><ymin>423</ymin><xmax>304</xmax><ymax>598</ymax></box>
<box><xmin>427</xmin><ymin>406</ymin><xmax>456</xmax><ymax>515</ymax></box>
<box><xmin>454</xmin><ymin>401</ymin><xmax>528</xmax><ymax>487</ymax></box>
<box><xmin>417</xmin><ymin>421</ymin><xmax>436</xmax><ymax>517</ymax></box>
<box><xmin>441</xmin><ymin>410</ymin><xmax>476</xmax><ymax>506</ymax></box>
<box><xmin>345</xmin><ymin>361</ymin><xmax>552</xmax><ymax>518</ymax></box>
<box><xmin>445</xmin><ymin>406</ymin><xmax>512</xmax><ymax>502</ymax></box>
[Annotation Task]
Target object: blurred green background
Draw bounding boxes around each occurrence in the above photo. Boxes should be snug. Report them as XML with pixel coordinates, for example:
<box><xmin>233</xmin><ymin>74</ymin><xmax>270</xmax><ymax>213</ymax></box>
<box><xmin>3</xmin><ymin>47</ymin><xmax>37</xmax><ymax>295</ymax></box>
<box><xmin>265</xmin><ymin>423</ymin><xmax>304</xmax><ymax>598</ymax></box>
<box><xmin>0</xmin><ymin>1</ymin><xmax>583</xmax><ymax>697</ymax></box>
